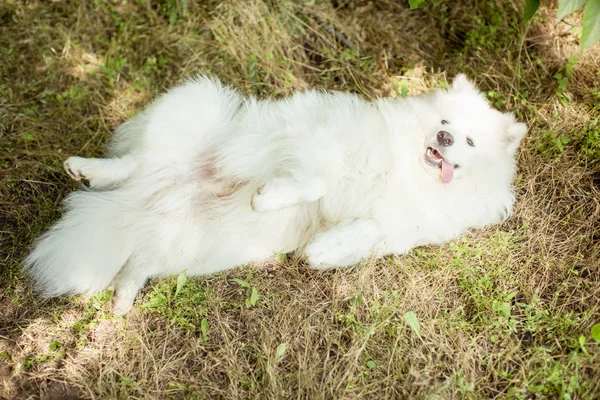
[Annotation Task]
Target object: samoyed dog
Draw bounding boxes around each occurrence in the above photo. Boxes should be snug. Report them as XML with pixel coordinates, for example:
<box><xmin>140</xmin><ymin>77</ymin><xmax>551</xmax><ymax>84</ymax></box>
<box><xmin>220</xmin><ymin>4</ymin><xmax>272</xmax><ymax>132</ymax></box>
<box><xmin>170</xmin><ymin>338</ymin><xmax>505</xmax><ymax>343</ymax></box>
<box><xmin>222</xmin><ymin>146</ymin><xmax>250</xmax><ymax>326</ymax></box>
<box><xmin>25</xmin><ymin>74</ymin><xmax>526</xmax><ymax>314</ymax></box>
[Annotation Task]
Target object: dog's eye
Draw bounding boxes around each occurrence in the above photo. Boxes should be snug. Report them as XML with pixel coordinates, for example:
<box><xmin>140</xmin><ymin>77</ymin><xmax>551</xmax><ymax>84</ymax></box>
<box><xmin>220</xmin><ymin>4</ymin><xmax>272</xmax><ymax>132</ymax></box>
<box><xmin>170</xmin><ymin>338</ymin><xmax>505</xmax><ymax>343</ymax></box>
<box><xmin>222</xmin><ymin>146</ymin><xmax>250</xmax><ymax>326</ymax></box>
<box><xmin>467</xmin><ymin>138</ymin><xmax>475</xmax><ymax>147</ymax></box>
<box><xmin>441</xmin><ymin>119</ymin><xmax>449</xmax><ymax>125</ymax></box>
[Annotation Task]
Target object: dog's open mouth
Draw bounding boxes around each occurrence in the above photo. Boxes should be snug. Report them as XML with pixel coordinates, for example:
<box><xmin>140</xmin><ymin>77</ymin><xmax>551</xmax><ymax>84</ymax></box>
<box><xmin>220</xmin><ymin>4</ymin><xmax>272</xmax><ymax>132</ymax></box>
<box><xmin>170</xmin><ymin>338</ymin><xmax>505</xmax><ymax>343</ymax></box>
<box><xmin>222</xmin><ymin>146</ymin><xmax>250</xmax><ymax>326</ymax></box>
<box><xmin>424</xmin><ymin>147</ymin><xmax>458</xmax><ymax>184</ymax></box>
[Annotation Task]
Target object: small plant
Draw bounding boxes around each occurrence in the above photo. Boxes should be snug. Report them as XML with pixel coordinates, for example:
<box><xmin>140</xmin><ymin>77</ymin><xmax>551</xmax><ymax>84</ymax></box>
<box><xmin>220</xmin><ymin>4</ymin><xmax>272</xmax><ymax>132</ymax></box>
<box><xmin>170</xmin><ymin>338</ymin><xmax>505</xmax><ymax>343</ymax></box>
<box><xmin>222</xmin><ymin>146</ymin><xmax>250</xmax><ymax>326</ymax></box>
<box><xmin>158</xmin><ymin>0</ymin><xmax>188</xmax><ymax>24</ymax></box>
<box><xmin>142</xmin><ymin>270</ymin><xmax>209</xmax><ymax>331</ymax></box>
<box><xmin>392</xmin><ymin>80</ymin><xmax>409</xmax><ymax>98</ymax></box>
<box><xmin>487</xmin><ymin>90</ymin><xmax>506</xmax><ymax>109</ymax></box>
<box><xmin>403</xmin><ymin>311</ymin><xmax>421</xmax><ymax>338</ymax></box>
<box><xmin>408</xmin><ymin>0</ymin><xmax>442</xmax><ymax>9</ymax></box>
<box><xmin>554</xmin><ymin>56</ymin><xmax>578</xmax><ymax>106</ymax></box>
<box><xmin>410</xmin><ymin>1</ymin><xmax>600</xmax><ymax>51</ymax></box>
<box><xmin>575</xmin><ymin>118</ymin><xmax>600</xmax><ymax>163</ymax></box>
<box><xmin>536</xmin><ymin>118</ymin><xmax>600</xmax><ymax>161</ymax></box>
<box><xmin>99</xmin><ymin>55</ymin><xmax>127</xmax><ymax>87</ymax></box>
<box><xmin>537</xmin><ymin>130</ymin><xmax>572</xmax><ymax>157</ymax></box>
<box><xmin>232</xmin><ymin>278</ymin><xmax>260</xmax><ymax>308</ymax></box>
<box><xmin>525</xmin><ymin>0</ymin><xmax>600</xmax><ymax>50</ymax></box>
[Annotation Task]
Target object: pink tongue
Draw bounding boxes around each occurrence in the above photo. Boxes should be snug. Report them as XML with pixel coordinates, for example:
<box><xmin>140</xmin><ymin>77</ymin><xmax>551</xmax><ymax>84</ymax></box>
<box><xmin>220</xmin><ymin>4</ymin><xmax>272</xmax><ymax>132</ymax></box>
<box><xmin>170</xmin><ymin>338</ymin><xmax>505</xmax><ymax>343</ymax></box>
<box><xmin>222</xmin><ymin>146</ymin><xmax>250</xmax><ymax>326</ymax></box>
<box><xmin>441</xmin><ymin>160</ymin><xmax>454</xmax><ymax>184</ymax></box>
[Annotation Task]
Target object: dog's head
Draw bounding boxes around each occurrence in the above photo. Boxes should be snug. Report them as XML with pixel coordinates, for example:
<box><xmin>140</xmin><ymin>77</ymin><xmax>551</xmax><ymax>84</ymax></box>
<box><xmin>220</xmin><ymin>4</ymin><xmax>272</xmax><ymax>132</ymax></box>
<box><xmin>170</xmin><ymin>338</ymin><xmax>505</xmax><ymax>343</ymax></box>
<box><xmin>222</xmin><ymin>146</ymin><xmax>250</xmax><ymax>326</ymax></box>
<box><xmin>419</xmin><ymin>74</ymin><xmax>527</xmax><ymax>184</ymax></box>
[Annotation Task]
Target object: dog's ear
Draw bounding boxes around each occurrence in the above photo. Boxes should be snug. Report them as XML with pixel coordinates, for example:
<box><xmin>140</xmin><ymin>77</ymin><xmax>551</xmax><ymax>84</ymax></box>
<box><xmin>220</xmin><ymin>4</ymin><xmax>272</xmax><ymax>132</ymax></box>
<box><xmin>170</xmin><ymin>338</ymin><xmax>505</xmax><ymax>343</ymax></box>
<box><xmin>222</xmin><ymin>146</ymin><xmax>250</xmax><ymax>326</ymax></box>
<box><xmin>503</xmin><ymin>113</ymin><xmax>527</xmax><ymax>153</ymax></box>
<box><xmin>452</xmin><ymin>74</ymin><xmax>478</xmax><ymax>93</ymax></box>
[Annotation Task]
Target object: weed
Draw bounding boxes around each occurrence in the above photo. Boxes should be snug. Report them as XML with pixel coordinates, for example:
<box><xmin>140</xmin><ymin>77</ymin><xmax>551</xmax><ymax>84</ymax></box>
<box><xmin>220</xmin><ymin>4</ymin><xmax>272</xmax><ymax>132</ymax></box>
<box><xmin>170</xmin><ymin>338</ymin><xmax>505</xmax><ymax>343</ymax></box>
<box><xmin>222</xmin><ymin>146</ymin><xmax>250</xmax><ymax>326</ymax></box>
<box><xmin>142</xmin><ymin>276</ymin><xmax>209</xmax><ymax>332</ymax></box>
<box><xmin>554</xmin><ymin>56</ymin><xmax>578</xmax><ymax>106</ymax></box>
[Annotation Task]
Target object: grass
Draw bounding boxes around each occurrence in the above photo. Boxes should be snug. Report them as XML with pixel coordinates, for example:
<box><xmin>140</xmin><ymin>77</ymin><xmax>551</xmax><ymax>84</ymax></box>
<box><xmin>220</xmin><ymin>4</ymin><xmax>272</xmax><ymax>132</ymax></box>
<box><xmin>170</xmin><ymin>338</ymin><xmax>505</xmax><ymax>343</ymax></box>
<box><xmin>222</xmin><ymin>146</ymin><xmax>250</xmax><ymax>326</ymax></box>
<box><xmin>1</xmin><ymin>0</ymin><xmax>599</xmax><ymax>398</ymax></box>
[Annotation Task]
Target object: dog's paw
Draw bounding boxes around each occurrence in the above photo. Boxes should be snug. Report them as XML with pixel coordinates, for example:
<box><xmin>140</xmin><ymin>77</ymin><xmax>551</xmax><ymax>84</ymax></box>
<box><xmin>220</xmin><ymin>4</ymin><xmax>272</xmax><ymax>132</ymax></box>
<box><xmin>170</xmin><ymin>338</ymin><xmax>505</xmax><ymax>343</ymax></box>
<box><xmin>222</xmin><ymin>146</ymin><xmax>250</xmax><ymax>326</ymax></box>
<box><xmin>64</xmin><ymin>157</ymin><xmax>95</xmax><ymax>186</ymax></box>
<box><xmin>111</xmin><ymin>291</ymin><xmax>135</xmax><ymax>316</ymax></box>
<box><xmin>305</xmin><ymin>233</ymin><xmax>353</xmax><ymax>270</ymax></box>
<box><xmin>305</xmin><ymin>219</ymin><xmax>381</xmax><ymax>270</ymax></box>
<box><xmin>251</xmin><ymin>178</ymin><xmax>299</xmax><ymax>212</ymax></box>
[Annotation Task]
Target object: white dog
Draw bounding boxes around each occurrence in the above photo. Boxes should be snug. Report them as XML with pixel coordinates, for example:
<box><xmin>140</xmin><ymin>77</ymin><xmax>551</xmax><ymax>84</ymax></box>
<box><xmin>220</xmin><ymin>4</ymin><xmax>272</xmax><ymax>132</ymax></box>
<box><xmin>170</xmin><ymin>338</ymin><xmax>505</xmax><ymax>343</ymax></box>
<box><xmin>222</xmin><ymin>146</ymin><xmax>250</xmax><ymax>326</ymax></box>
<box><xmin>25</xmin><ymin>75</ymin><xmax>526</xmax><ymax>314</ymax></box>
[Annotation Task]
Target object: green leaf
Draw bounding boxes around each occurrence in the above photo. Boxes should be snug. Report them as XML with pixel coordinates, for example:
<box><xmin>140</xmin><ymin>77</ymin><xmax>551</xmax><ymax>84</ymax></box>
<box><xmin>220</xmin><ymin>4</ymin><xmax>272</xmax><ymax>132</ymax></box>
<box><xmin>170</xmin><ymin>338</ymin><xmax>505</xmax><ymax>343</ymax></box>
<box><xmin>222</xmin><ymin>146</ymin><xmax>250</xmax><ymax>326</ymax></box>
<box><xmin>558</xmin><ymin>0</ymin><xmax>587</xmax><ymax>19</ymax></box>
<box><xmin>0</xmin><ymin>351</ymin><xmax>10</xmax><ymax>361</ymax></box>
<box><xmin>201</xmin><ymin>318</ymin><xmax>209</xmax><ymax>341</ymax></box>
<box><xmin>366</xmin><ymin>360</ymin><xmax>376</xmax><ymax>369</ymax></box>
<box><xmin>505</xmin><ymin>291</ymin><xmax>519</xmax><ymax>301</ymax></box>
<box><xmin>565</xmin><ymin>56</ymin><xmax>578</xmax><ymax>77</ymax></box>
<box><xmin>403</xmin><ymin>311</ymin><xmax>421</xmax><ymax>338</ymax></box>
<box><xmin>49</xmin><ymin>341</ymin><xmax>61</xmax><ymax>351</ymax></box>
<box><xmin>276</xmin><ymin>343</ymin><xmax>288</xmax><ymax>358</ymax></box>
<box><xmin>169</xmin><ymin>8</ymin><xmax>178</xmax><ymax>24</ymax></box>
<box><xmin>232</xmin><ymin>278</ymin><xmax>249</xmax><ymax>288</ymax></box>
<box><xmin>146</xmin><ymin>293</ymin><xmax>168</xmax><ymax>308</ymax></box>
<box><xmin>524</xmin><ymin>0</ymin><xmax>540</xmax><ymax>22</ymax></box>
<box><xmin>591</xmin><ymin>323</ymin><xmax>600</xmax><ymax>341</ymax></box>
<box><xmin>174</xmin><ymin>269</ymin><xmax>187</xmax><ymax>298</ymax></box>
<box><xmin>579</xmin><ymin>334</ymin><xmax>586</xmax><ymax>347</ymax></box>
<box><xmin>492</xmin><ymin>301</ymin><xmax>511</xmax><ymax>317</ymax></box>
<box><xmin>582</xmin><ymin>0</ymin><xmax>600</xmax><ymax>50</ymax></box>
<box><xmin>249</xmin><ymin>287</ymin><xmax>259</xmax><ymax>306</ymax></box>
<box><xmin>22</xmin><ymin>133</ymin><xmax>35</xmax><ymax>142</ymax></box>
<box><xmin>408</xmin><ymin>0</ymin><xmax>426</xmax><ymax>10</ymax></box>
<box><xmin>400</xmin><ymin>82</ymin><xmax>409</xmax><ymax>98</ymax></box>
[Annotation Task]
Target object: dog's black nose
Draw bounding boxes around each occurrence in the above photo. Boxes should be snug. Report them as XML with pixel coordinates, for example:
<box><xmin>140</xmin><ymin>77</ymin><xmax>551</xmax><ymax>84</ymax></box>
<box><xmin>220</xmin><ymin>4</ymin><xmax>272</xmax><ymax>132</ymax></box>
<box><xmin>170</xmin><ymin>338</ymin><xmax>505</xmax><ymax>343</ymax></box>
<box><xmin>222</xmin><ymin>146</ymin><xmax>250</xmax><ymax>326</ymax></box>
<box><xmin>437</xmin><ymin>131</ymin><xmax>454</xmax><ymax>147</ymax></box>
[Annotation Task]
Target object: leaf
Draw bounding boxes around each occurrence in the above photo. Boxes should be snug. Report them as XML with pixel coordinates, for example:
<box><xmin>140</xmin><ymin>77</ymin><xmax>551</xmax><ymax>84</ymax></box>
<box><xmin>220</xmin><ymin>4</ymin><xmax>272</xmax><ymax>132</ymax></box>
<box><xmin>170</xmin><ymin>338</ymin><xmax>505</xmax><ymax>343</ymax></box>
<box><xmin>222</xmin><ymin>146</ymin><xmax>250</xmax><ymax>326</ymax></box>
<box><xmin>366</xmin><ymin>360</ymin><xmax>376</xmax><ymax>369</ymax></box>
<box><xmin>579</xmin><ymin>334</ymin><xmax>586</xmax><ymax>347</ymax></box>
<box><xmin>591</xmin><ymin>323</ymin><xmax>600</xmax><ymax>341</ymax></box>
<box><xmin>146</xmin><ymin>293</ymin><xmax>168</xmax><ymax>308</ymax></box>
<box><xmin>174</xmin><ymin>269</ymin><xmax>187</xmax><ymax>298</ymax></box>
<box><xmin>560</xmin><ymin>136</ymin><xmax>571</xmax><ymax>144</ymax></box>
<box><xmin>524</xmin><ymin>0</ymin><xmax>540</xmax><ymax>22</ymax></box>
<box><xmin>276</xmin><ymin>343</ymin><xmax>288</xmax><ymax>358</ymax></box>
<box><xmin>582</xmin><ymin>0</ymin><xmax>600</xmax><ymax>50</ymax></box>
<box><xmin>49</xmin><ymin>341</ymin><xmax>61</xmax><ymax>351</ymax></box>
<box><xmin>400</xmin><ymin>82</ymin><xmax>409</xmax><ymax>98</ymax></box>
<box><xmin>492</xmin><ymin>301</ymin><xmax>511</xmax><ymax>317</ymax></box>
<box><xmin>505</xmin><ymin>291</ymin><xmax>519</xmax><ymax>301</ymax></box>
<box><xmin>22</xmin><ymin>133</ymin><xmax>35</xmax><ymax>142</ymax></box>
<box><xmin>169</xmin><ymin>8</ymin><xmax>178</xmax><ymax>24</ymax></box>
<box><xmin>201</xmin><ymin>318</ymin><xmax>209</xmax><ymax>341</ymax></box>
<box><xmin>558</xmin><ymin>0</ymin><xmax>587</xmax><ymax>19</ymax></box>
<box><xmin>403</xmin><ymin>311</ymin><xmax>421</xmax><ymax>338</ymax></box>
<box><xmin>249</xmin><ymin>287</ymin><xmax>259</xmax><ymax>306</ymax></box>
<box><xmin>232</xmin><ymin>278</ymin><xmax>249</xmax><ymax>288</ymax></box>
<box><xmin>0</xmin><ymin>351</ymin><xmax>10</xmax><ymax>361</ymax></box>
<box><xmin>408</xmin><ymin>0</ymin><xmax>426</xmax><ymax>10</ymax></box>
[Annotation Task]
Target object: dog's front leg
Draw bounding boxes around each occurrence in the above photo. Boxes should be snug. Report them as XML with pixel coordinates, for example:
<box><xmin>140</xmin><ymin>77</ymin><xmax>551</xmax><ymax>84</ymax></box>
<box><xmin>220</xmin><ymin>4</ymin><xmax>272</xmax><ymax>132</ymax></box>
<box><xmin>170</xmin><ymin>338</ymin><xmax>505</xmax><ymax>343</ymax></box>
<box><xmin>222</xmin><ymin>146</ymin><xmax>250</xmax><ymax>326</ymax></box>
<box><xmin>64</xmin><ymin>155</ymin><xmax>138</xmax><ymax>189</ymax></box>
<box><xmin>305</xmin><ymin>218</ymin><xmax>382</xmax><ymax>269</ymax></box>
<box><xmin>251</xmin><ymin>176</ymin><xmax>326</xmax><ymax>212</ymax></box>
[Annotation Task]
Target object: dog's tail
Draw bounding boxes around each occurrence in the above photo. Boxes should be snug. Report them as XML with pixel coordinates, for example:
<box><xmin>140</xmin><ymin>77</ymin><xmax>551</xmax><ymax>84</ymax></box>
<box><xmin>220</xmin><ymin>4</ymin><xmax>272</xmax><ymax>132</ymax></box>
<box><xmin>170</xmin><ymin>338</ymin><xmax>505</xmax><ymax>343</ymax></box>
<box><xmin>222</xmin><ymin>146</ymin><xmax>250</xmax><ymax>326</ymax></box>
<box><xmin>24</xmin><ymin>189</ymin><xmax>134</xmax><ymax>297</ymax></box>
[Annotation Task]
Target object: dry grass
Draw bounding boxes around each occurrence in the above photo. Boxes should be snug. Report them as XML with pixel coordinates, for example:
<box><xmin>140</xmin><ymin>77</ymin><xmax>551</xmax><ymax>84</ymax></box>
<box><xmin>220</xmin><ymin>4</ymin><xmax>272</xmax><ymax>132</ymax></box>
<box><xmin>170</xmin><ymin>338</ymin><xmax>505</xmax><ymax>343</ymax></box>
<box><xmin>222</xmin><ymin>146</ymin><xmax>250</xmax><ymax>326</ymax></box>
<box><xmin>1</xmin><ymin>0</ymin><xmax>600</xmax><ymax>398</ymax></box>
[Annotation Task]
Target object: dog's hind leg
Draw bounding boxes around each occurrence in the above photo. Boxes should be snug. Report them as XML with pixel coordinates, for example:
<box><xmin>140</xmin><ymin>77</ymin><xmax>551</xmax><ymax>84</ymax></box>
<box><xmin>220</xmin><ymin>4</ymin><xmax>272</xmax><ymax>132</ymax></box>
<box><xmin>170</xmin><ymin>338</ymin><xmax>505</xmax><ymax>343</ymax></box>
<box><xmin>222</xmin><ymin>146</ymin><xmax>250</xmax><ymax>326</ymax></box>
<box><xmin>109</xmin><ymin>259</ymin><xmax>148</xmax><ymax>315</ymax></box>
<box><xmin>64</xmin><ymin>155</ymin><xmax>138</xmax><ymax>189</ymax></box>
<box><xmin>305</xmin><ymin>218</ymin><xmax>382</xmax><ymax>269</ymax></box>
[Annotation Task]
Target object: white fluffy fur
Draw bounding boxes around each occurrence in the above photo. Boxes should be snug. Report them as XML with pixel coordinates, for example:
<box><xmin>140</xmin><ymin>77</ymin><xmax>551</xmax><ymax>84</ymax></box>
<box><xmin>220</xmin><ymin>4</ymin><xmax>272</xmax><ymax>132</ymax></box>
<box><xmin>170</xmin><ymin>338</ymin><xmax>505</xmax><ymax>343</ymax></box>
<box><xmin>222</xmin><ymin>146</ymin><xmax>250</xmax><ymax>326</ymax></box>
<box><xmin>25</xmin><ymin>74</ymin><xmax>527</xmax><ymax>314</ymax></box>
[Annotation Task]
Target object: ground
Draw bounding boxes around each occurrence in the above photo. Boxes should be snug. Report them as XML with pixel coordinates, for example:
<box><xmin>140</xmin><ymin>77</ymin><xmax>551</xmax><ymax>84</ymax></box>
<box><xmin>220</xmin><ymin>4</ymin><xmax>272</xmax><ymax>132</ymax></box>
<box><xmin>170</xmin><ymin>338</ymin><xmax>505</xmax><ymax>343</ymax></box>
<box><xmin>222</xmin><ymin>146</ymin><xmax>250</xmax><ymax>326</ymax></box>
<box><xmin>1</xmin><ymin>1</ymin><xmax>600</xmax><ymax>399</ymax></box>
